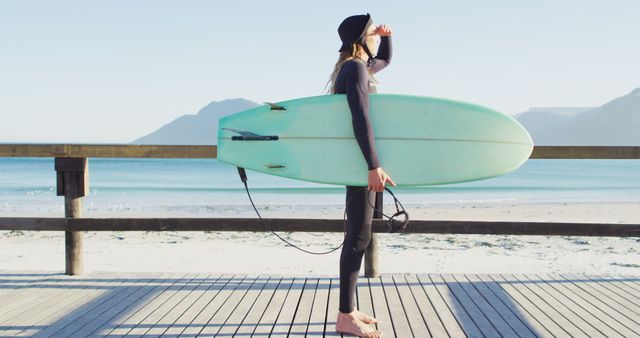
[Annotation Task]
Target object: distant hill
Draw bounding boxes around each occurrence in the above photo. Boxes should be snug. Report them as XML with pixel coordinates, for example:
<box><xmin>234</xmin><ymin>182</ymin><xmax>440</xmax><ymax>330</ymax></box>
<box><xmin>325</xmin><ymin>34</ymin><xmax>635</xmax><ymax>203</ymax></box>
<box><xmin>133</xmin><ymin>88</ymin><xmax>640</xmax><ymax>146</ymax></box>
<box><xmin>131</xmin><ymin>98</ymin><xmax>260</xmax><ymax>145</ymax></box>
<box><xmin>515</xmin><ymin>87</ymin><xmax>640</xmax><ymax>145</ymax></box>
<box><xmin>514</xmin><ymin>107</ymin><xmax>593</xmax><ymax>145</ymax></box>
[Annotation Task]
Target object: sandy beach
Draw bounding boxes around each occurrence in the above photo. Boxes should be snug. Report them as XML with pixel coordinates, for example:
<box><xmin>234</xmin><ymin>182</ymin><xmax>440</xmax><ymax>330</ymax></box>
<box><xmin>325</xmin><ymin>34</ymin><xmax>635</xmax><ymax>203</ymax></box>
<box><xmin>1</xmin><ymin>202</ymin><xmax>638</xmax><ymax>276</ymax></box>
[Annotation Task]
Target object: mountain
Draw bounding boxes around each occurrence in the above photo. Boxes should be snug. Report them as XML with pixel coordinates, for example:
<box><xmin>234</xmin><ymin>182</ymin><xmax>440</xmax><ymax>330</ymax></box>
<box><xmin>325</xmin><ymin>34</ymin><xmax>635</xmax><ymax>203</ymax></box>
<box><xmin>133</xmin><ymin>87</ymin><xmax>640</xmax><ymax>146</ymax></box>
<box><xmin>131</xmin><ymin>98</ymin><xmax>260</xmax><ymax>145</ymax></box>
<box><xmin>514</xmin><ymin>107</ymin><xmax>593</xmax><ymax>145</ymax></box>
<box><xmin>515</xmin><ymin>87</ymin><xmax>640</xmax><ymax>145</ymax></box>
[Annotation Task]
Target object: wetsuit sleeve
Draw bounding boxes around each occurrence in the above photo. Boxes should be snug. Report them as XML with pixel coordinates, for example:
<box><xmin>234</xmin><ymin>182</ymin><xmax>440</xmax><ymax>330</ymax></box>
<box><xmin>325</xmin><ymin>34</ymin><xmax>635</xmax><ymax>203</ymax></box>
<box><xmin>369</xmin><ymin>36</ymin><xmax>392</xmax><ymax>74</ymax></box>
<box><xmin>345</xmin><ymin>62</ymin><xmax>380</xmax><ymax>170</ymax></box>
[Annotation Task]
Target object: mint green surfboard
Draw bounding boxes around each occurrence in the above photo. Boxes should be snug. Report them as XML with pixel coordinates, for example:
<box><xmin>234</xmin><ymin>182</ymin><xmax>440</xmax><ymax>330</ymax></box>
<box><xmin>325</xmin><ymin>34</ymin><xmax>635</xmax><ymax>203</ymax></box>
<box><xmin>217</xmin><ymin>93</ymin><xmax>533</xmax><ymax>186</ymax></box>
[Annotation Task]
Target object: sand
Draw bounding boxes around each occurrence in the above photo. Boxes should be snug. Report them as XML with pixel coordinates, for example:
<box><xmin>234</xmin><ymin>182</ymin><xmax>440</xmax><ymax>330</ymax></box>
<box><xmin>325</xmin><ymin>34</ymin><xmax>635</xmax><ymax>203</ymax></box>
<box><xmin>1</xmin><ymin>202</ymin><xmax>639</xmax><ymax>275</ymax></box>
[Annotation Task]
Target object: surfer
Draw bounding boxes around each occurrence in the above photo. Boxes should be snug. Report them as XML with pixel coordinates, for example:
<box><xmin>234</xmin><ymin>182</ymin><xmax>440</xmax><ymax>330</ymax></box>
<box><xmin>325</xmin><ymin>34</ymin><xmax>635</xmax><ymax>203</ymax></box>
<box><xmin>326</xmin><ymin>13</ymin><xmax>395</xmax><ymax>338</ymax></box>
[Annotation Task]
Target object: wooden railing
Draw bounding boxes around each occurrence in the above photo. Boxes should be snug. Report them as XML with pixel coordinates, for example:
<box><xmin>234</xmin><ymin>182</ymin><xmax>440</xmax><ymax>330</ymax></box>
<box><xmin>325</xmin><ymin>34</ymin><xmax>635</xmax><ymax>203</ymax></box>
<box><xmin>1</xmin><ymin>144</ymin><xmax>639</xmax><ymax>276</ymax></box>
<box><xmin>2</xmin><ymin>144</ymin><xmax>640</xmax><ymax>158</ymax></box>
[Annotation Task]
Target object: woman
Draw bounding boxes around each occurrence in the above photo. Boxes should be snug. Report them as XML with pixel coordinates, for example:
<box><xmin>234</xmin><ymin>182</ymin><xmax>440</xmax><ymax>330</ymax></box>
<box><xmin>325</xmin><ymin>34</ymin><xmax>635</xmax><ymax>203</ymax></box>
<box><xmin>326</xmin><ymin>13</ymin><xmax>395</xmax><ymax>338</ymax></box>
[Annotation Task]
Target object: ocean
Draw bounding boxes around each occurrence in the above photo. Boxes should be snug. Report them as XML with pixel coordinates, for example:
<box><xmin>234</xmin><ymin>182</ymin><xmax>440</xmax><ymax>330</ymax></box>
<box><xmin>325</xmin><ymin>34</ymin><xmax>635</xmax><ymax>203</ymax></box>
<box><xmin>1</xmin><ymin>158</ymin><xmax>639</xmax><ymax>217</ymax></box>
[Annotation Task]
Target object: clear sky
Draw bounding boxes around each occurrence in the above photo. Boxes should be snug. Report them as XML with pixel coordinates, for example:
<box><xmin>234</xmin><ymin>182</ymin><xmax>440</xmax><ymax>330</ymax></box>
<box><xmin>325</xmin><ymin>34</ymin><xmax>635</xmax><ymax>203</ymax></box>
<box><xmin>1</xmin><ymin>0</ymin><xmax>638</xmax><ymax>143</ymax></box>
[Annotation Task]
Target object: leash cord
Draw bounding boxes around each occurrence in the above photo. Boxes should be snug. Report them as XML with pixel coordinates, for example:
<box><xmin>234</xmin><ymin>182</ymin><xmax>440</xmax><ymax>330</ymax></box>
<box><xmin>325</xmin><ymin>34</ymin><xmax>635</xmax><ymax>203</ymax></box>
<box><xmin>237</xmin><ymin>167</ymin><xmax>409</xmax><ymax>255</ymax></box>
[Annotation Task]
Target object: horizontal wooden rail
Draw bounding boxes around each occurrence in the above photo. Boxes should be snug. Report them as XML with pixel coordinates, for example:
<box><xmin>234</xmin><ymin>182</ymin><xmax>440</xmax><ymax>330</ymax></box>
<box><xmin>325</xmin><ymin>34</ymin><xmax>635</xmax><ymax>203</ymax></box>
<box><xmin>0</xmin><ymin>144</ymin><xmax>216</xmax><ymax>158</ymax></box>
<box><xmin>528</xmin><ymin>146</ymin><xmax>640</xmax><ymax>159</ymax></box>
<box><xmin>1</xmin><ymin>144</ymin><xmax>639</xmax><ymax>159</ymax></box>
<box><xmin>1</xmin><ymin>217</ymin><xmax>638</xmax><ymax>237</ymax></box>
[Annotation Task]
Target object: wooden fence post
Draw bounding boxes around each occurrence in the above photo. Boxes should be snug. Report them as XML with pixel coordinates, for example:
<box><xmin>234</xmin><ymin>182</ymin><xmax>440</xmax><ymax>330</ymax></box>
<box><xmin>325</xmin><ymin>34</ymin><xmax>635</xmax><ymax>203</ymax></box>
<box><xmin>365</xmin><ymin>191</ymin><xmax>381</xmax><ymax>278</ymax></box>
<box><xmin>55</xmin><ymin>157</ymin><xmax>88</xmax><ymax>275</ymax></box>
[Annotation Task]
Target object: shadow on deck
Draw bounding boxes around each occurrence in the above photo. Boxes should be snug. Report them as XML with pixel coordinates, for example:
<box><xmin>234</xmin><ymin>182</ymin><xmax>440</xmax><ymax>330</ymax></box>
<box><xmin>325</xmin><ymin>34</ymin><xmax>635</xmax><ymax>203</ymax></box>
<box><xmin>0</xmin><ymin>271</ymin><xmax>639</xmax><ymax>337</ymax></box>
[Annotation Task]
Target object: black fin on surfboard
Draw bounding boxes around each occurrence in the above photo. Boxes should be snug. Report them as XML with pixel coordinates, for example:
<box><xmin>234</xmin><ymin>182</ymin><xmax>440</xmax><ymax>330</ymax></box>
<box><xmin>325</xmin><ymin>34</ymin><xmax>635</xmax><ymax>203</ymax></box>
<box><xmin>221</xmin><ymin>128</ymin><xmax>264</xmax><ymax>138</ymax></box>
<box><xmin>265</xmin><ymin>164</ymin><xmax>287</xmax><ymax>169</ymax></box>
<box><xmin>222</xmin><ymin>128</ymin><xmax>279</xmax><ymax>141</ymax></box>
<box><xmin>265</xmin><ymin>102</ymin><xmax>286</xmax><ymax>111</ymax></box>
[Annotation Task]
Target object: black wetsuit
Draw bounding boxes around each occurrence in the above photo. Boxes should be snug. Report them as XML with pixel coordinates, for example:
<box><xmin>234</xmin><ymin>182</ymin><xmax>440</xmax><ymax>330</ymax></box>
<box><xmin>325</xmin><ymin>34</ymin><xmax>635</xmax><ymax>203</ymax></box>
<box><xmin>333</xmin><ymin>36</ymin><xmax>392</xmax><ymax>314</ymax></box>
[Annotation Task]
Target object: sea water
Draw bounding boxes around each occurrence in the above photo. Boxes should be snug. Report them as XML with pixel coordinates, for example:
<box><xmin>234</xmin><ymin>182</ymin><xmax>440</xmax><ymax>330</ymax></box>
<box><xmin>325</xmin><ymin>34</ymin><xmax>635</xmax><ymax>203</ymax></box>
<box><xmin>0</xmin><ymin>158</ymin><xmax>639</xmax><ymax>217</ymax></box>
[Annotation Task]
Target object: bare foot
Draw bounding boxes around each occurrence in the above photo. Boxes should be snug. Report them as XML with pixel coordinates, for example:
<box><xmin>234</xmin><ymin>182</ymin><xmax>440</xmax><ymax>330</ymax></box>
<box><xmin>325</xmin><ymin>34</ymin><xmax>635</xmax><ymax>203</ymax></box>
<box><xmin>336</xmin><ymin>311</ymin><xmax>382</xmax><ymax>337</ymax></box>
<box><xmin>353</xmin><ymin>308</ymin><xmax>380</xmax><ymax>324</ymax></box>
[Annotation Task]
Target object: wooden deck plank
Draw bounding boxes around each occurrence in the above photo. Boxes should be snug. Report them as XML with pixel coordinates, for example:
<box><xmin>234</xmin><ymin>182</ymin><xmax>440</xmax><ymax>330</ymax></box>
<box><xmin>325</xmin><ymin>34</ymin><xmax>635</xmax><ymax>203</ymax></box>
<box><xmin>369</xmin><ymin>275</ymin><xmax>395</xmax><ymax>338</ymax></box>
<box><xmin>149</xmin><ymin>273</ymin><xmax>229</xmax><ymax>337</ymax></box>
<box><xmin>468</xmin><ymin>274</ymin><xmax>551</xmax><ymax>338</ymax></box>
<box><xmin>27</xmin><ymin>271</ymin><xmax>160</xmax><ymax>338</ymax></box>
<box><xmin>126</xmin><ymin>272</ymin><xmax>203</xmax><ymax>336</ymax></box>
<box><xmin>0</xmin><ymin>270</ymin><xmax>58</xmax><ymax>297</ymax></box>
<box><xmin>0</xmin><ymin>271</ymin><xmax>100</xmax><ymax>317</ymax></box>
<box><xmin>0</xmin><ymin>283</ymin><xmax>69</xmax><ymax>323</ymax></box>
<box><xmin>457</xmin><ymin>274</ymin><xmax>538</xmax><ymax>338</ymax></box>
<box><xmin>551</xmin><ymin>275</ymin><xmax>640</xmax><ymax>336</ymax></box>
<box><xmin>0</xmin><ymin>273</ymin><xmax>93</xmax><ymax>326</ymax></box>
<box><xmin>0</xmin><ymin>270</ymin><xmax>58</xmax><ymax>282</ymax></box>
<box><xmin>582</xmin><ymin>274</ymin><xmax>640</xmax><ymax>308</ymax></box>
<box><xmin>197</xmin><ymin>274</ymin><xmax>261</xmax><ymax>336</ymax></box>
<box><xmin>36</xmin><ymin>272</ymin><xmax>160</xmax><ymax>337</ymax></box>
<box><xmin>0</xmin><ymin>272</ymin><xmax>131</xmax><ymax>337</ymax></box>
<box><xmin>269</xmin><ymin>275</ymin><xmax>306</xmax><ymax>338</ymax></box>
<box><xmin>177</xmin><ymin>273</ymin><xmax>246</xmax><ymax>337</ymax></box>
<box><xmin>403</xmin><ymin>274</ymin><xmax>448</xmax><ymax>338</ymax></box>
<box><xmin>289</xmin><ymin>277</ymin><xmax>319</xmax><ymax>337</ymax></box>
<box><xmin>517</xmin><ymin>273</ymin><xmax>624</xmax><ymax>337</ymax></box>
<box><xmin>103</xmin><ymin>271</ymin><xmax>191</xmax><ymax>336</ymax></box>
<box><xmin>598</xmin><ymin>274</ymin><xmax>640</xmax><ymax>300</ymax></box>
<box><xmin>418</xmin><ymin>273</ymin><xmax>478</xmax><ymax>338</ymax></box>
<box><xmin>559</xmin><ymin>273</ymin><xmax>640</xmax><ymax>322</ymax></box>
<box><xmin>431</xmin><ymin>273</ymin><xmax>499</xmax><ymax>337</ymax></box>
<box><xmin>355</xmin><ymin>274</ymin><xmax>376</xmax><ymax>333</ymax></box>
<box><xmin>380</xmin><ymin>274</ymin><xmax>413</xmax><ymax>337</ymax></box>
<box><xmin>233</xmin><ymin>275</ymin><xmax>282</xmax><ymax>337</ymax></box>
<box><xmin>411</xmin><ymin>273</ymin><xmax>466</xmax><ymax>338</ymax></box>
<box><xmin>448</xmin><ymin>273</ymin><xmax>521</xmax><ymax>338</ymax></box>
<box><xmin>96</xmin><ymin>271</ymin><xmax>183</xmax><ymax>337</ymax></box>
<box><xmin>306</xmin><ymin>276</ymin><xmax>331</xmax><ymax>338</ymax></box>
<box><xmin>251</xmin><ymin>276</ymin><xmax>295</xmax><ymax>337</ymax></box>
<box><xmin>509</xmin><ymin>273</ymin><xmax>615</xmax><ymax>337</ymax></box>
<box><xmin>607</xmin><ymin>274</ymin><xmax>640</xmax><ymax>289</ymax></box>
<box><xmin>111</xmin><ymin>272</ymin><xmax>200</xmax><ymax>336</ymax></box>
<box><xmin>505</xmin><ymin>273</ymin><xmax>595</xmax><ymax>337</ymax></box>
<box><xmin>0</xmin><ymin>271</ymin><xmax>136</xmax><ymax>337</ymax></box>
<box><xmin>134</xmin><ymin>272</ymin><xmax>212</xmax><ymax>336</ymax></box>
<box><xmin>440</xmin><ymin>273</ymin><xmax>512</xmax><ymax>337</ymax></box>
<box><xmin>324</xmin><ymin>276</ymin><xmax>343</xmax><ymax>338</ymax></box>
<box><xmin>75</xmin><ymin>272</ymin><xmax>179</xmax><ymax>337</ymax></box>
<box><xmin>215</xmin><ymin>274</ymin><xmax>273</xmax><ymax>337</ymax></box>
<box><xmin>534</xmin><ymin>273</ymin><xmax>638</xmax><ymax>337</ymax></box>
<box><xmin>390</xmin><ymin>273</ymin><xmax>430</xmax><ymax>337</ymax></box>
<box><xmin>1</xmin><ymin>271</ymin><xmax>638</xmax><ymax>338</ymax></box>
<box><xmin>488</xmin><ymin>274</ymin><xmax>572</xmax><ymax>337</ymax></box>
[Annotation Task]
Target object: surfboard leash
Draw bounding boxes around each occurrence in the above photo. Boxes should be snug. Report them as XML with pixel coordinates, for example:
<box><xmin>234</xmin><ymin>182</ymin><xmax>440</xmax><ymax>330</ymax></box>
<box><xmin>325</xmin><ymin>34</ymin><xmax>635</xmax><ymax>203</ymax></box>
<box><xmin>366</xmin><ymin>188</ymin><xmax>410</xmax><ymax>234</ymax></box>
<box><xmin>236</xmin><ymin>167</ymin><xmax>409</xmax><ymax>255</ymax></box>
<box><xmin>236</xmin><ymin>167</ymin><xmax>347</xmax><ymax>255</ymax></box>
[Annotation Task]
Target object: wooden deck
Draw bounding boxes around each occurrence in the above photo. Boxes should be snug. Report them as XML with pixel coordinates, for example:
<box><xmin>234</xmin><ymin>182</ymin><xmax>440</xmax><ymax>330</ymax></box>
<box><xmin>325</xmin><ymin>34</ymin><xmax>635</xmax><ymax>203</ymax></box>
<box><xmin>0</xmin><ymin>271</ymin><xmax>638</xmax><ymax>337</ymax></box>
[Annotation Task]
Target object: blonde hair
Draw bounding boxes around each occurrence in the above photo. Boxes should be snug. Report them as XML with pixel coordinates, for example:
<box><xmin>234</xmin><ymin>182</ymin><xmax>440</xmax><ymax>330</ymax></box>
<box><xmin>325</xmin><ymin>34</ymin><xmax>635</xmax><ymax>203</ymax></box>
<box><xmin>324</xmin><ymin>43</ymin><xmax>379</xmax><ymax>94</ymax></box>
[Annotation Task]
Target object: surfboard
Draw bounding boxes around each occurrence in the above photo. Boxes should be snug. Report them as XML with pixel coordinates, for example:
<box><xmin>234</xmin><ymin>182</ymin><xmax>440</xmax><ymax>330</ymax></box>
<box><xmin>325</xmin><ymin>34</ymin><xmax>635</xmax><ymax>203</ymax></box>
<box><xmin>217</xmin><ymin>93</ymin><xmax>533</xmax><ymax>186</ymax></box>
